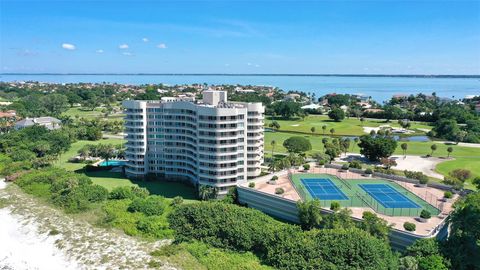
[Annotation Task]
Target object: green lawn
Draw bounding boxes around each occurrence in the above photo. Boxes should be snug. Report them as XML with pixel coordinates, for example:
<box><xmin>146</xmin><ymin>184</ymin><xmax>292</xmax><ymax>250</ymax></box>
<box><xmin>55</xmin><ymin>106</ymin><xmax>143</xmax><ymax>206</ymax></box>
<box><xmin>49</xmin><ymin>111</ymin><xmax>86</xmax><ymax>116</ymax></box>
<box><xmin>56</xmin><ymin>138</ymin><xmax>198</xmax><ymax>200</ymax></box>
<box><xmin>84</xmin><ymin>171</ymin><xmax>198</xmax><ymax>201</ymax></box>
<box><xmin>267</xmin><ymin>115</ymin><xmax>432</xmax><ymax>136</ymax></box>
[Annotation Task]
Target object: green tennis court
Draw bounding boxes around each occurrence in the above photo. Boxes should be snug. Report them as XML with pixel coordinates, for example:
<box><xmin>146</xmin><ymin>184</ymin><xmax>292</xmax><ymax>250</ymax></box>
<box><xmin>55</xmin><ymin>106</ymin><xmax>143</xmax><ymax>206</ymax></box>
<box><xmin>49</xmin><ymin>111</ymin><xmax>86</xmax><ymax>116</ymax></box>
<box><xmin>289</xmin><ymin>173</ymin><xmax>440</xmax><ymax>217</ymax></box>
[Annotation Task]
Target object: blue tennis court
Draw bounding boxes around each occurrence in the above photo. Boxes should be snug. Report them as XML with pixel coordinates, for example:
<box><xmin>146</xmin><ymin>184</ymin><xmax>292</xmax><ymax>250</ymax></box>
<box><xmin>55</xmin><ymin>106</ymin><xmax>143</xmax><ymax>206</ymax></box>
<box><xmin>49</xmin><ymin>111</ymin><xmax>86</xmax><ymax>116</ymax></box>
<box><xmin>301</xmin><ymin>178</ymin><xmax>348</xmax><ymax>200</ymax></box>
<box><xmin>359</xmin><ymin>184</ymin><xmax>420</xmax><ymax>209</ymax></box>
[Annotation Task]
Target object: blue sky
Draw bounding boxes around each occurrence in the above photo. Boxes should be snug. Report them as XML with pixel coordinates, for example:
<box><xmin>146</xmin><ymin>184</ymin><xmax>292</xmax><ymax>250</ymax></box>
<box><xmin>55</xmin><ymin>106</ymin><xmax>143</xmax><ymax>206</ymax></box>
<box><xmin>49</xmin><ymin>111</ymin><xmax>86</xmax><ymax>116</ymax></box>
<box><xmin>1</xmin><ymin>0</ymin><xmax>479</xmax><ymax>74</ymax></box>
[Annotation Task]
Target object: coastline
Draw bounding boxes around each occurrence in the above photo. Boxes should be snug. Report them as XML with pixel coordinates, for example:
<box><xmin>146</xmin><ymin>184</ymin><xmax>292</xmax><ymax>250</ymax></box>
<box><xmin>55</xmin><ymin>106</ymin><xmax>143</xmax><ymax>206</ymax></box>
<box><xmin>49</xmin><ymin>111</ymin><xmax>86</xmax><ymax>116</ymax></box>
<box><xmin>0</xmin><ymin>180</ymin><xmax>174</xmax><ymax>270</ymax></box>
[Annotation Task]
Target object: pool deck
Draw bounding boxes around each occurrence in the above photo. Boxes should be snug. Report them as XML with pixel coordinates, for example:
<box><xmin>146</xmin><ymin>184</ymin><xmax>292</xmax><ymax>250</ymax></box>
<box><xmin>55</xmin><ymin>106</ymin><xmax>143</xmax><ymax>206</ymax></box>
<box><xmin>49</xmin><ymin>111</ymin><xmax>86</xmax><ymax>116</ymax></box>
<box><xmin>246</xmin><ymin>165</ymin><xmax>459</xmax><ymax>236</ymax></box>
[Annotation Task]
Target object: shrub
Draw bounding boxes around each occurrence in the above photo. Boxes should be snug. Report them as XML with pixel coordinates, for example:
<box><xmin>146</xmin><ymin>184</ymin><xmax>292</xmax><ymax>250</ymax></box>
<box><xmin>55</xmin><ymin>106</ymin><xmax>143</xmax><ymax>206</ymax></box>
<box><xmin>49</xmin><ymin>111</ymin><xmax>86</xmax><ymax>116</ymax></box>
<box><xmin>109</xmin><ymin>186</ymin><xmax>149</xmax><ymax>200</ymax></box>
<box><xmin>168</xmin><ymin>202</ymin><xmax>397</xmax><ymax>270</ymax></box>
<box><xmin>297</xmin><ymin>199</ymin><xmax>322</xmax><ymax>230</ymax></box>
<box><xmin>449</xmin><ymin>169</ymin><xmax>472</xmax><ymax>182</ymax></box>
<box><xmin>136</xmin><ymin>215</ymin><xmax>173</xmax><ymax>239</ymax></box>
<box><xmin>77</xmin><ymin>184</ymin><xmax>109</xmax><ymax>203</ymax></box>
<box><xmin>303</xmin><ymin>163</ymin><xmax>310</xmax><ymax>170</ymax></box>
<box><xmin>418</xmin><ymin>255</ymin><xmax>449</xmax><ymax>270</ymax></box>
<box><xmin>275</xmin><ymin>188</ymin><xmax>285</xmax><ymax>195</ymax></box>
<box><xmin>318</xmin><ymin>160</ymin><xmax>325</xmax><ymax>166</ymax></box>
<box><xmin>128</xmin><ymin>195</ymin><xmax>167</xmax><ymax>216</ymax></box>
<box><xmin>419</xmin><ymin>177</ymin><xmax>429</xmax><ymax>185</ymax></box>
<box><xmin>131</xmin><ymin>186</ymin><xmax>150</xmax><ymax>198</ymax></box>
<box><xmin>348</xmin><ymin>160</ymin><xmax>362</xmax><ymax>169</ymax></box>
<box><xmin>271</xmin><ymin>175</ymin><xmax>278</xmax><ymax>181</ymax></box>
<box><xmin>443</xmin><ymin>176</ymin><xmax>464</xmax><ymax>190</ymax></box>
<box><xmin>404</xmin><ymin>170</ymin><xmax>429</xmax><ymax>184</ymax></box>
<box><xmin>341</xmin><ymin>164</ymin><xmax>349</xmax><ymax>171</ymax></box>
<box><xmin>330</xmin><ymin>201</ymin><xmax>340</xmax><ymax>211</ymax></box>
<box><xmin>364</xmin><ymin>168</ymin><xmax>373</xmax><ymax>175</ymax></box>
<box><xmin>359</xmin><ymin>211</ymin><xmax>391</xmax><ymax>241</ymax></box>
<box><xmin>404</xmin><ymin>222</ymin><xmax>416</xmax><ymax>232</ymax></box>
<box><xmin>420</xmin><ymin>210</ymin><xmax>432</xmax><ymax>219</ymax></box>
<box><xmin>374</xmin><ymin>167</ymin><xmax>394</xmax><ymax>175</ymax></box>
<box><xmin>109</xmin><ymin>186</ymin><xmax>134</xmax><ymax>200</ymax></box>
<box><xmin>171</xmin><ymin>196</ymin><xmax>184</xmax><ymax>206</ymax></box>
<box><xmin>311</xmin><ymin>152</ymin><xmax>330</xmax><ymax>164</ymax></box>
<box><xmin>248</xmin><ymin>182</ymin><xmax>255</xmax><ymax>188</ymax></box>
<box><xmin>444</xmin><ymin>191</ymin><xmax>453</xmax><ymax>199</ymax></box>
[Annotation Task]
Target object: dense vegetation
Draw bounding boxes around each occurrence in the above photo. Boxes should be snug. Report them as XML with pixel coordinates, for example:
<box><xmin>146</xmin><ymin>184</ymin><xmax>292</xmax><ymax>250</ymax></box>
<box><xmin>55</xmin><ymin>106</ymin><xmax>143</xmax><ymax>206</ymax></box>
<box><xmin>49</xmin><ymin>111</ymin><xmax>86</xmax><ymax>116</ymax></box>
<box><xmin>0</xmin><ymin>126</ymin><xmax>74</xmax><ymax>173</ymax></box>
<box><xmin>169</xmin><ymin>202</ymin><xmax>398</xmax><ymax>270</ymax></box>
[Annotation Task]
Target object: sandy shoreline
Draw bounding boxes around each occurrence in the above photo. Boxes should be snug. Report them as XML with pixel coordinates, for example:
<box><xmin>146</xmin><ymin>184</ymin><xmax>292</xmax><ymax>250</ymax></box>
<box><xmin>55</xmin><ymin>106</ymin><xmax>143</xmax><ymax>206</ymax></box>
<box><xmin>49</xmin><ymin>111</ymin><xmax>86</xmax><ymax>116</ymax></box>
<box><xmin>0</xmin><ymin>180</ymin><xmax>175</xmax><ymax>270</ymax></box>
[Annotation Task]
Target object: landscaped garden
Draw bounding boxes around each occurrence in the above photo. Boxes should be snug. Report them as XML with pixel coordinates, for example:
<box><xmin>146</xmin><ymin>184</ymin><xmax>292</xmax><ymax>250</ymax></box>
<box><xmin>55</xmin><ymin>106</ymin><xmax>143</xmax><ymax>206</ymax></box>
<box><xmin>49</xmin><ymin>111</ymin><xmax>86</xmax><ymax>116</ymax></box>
<box><xmin>265</xmin><ymin>131</ymin><xmax>480</xmax><ymax>188</ymax></box>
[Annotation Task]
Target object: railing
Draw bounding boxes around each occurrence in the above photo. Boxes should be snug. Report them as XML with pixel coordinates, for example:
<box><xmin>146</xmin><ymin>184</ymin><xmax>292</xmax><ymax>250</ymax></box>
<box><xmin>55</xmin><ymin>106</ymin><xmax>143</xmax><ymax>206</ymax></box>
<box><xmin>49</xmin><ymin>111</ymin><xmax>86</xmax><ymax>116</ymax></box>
<box><xmin>394</xmin><ymin>180</ymin><xmax>444</xmax><ymax>213</ymax></box>
<box><xmin>287</xmin><ymin>170</ymin><xmax>308</xmax><ymax>202</ymax></box>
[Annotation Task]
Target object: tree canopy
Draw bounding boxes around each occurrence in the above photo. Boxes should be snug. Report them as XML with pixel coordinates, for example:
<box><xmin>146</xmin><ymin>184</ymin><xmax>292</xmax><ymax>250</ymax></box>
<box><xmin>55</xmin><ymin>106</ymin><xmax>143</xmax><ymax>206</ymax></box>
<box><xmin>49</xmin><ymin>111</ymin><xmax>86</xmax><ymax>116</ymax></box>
<box><xmin>358</xmin><ymin>135</ymin><xmax>398</xmax><ymax>161</ymax></box>
<box><xmin>283</xmin><ymin>136</ymin><xmax>312</xmax><ymax>154</ymax></box>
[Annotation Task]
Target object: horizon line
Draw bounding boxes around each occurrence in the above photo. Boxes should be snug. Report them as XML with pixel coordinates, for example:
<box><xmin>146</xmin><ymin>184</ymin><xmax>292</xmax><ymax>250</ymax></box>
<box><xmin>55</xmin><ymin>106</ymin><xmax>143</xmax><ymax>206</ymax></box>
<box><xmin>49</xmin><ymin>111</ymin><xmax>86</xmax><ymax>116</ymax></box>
<box><xmin>1</xmin><ymin>73</ymin><xmax>480</xmax><ymax>78</ymax></box>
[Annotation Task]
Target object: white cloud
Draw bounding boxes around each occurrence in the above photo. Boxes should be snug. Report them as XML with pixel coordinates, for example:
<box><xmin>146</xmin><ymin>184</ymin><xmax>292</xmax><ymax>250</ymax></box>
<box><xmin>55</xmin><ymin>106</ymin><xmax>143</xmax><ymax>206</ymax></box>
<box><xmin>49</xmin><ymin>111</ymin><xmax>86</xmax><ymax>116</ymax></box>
<box><xmin>247</xmin><ymin>62</ymin><xmax>252</xmax><ymax>66</ymax></box>
<box><xmin>119</xmin><ymin>44</ymin><xmax>129</xmax><ymax>49</ymax></box>
<box><xmin>225</xmin><ymin>63</ymin><xmax>230</xmax><ymax>67</ymax></box>
<box><xmin>142</xmin><ymin>38</ymin><xmax>149</xmax><ymax>42</ymax></box>
<box><xmin>96</xmin><ymin>49</ymin><xmax>104</xmax><ymax>53</ymax></box>
<box><xmin>62</xmin><ymin>43</ymin><xmax>76</xmax><ymax>50</ymax></box>
<box><xmin>122</xmin><ymin>52</ymin><xmax>133</xmax><ymax>56</ymax></box>
<box><xmin>255</xmin><ymin>64</ymin><xmax>260</xmax><ymax>67</ymax></box>
<box><xmin>156</xmin><ymin>43</ymin><xmax>167</xmax><ymax>49</ymax></box>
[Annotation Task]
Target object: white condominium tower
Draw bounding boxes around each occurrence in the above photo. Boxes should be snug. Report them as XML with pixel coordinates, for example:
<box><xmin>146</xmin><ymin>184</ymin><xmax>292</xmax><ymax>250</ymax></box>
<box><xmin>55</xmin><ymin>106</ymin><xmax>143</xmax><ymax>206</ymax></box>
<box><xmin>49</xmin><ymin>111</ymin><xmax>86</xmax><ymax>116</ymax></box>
<box><xmin>122</xmin><ymin>90</ymin><xmax>264</xmax><ymax>195</ymax></box>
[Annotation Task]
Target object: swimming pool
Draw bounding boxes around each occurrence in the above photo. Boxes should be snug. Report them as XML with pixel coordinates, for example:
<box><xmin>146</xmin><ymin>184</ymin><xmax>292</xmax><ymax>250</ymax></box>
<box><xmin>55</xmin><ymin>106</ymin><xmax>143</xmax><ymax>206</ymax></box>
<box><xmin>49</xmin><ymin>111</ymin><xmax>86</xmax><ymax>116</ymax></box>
<box><xmin>99</xmin><ymin>160</ymin><xmax>127</xmax><ymax>167</ymax></box>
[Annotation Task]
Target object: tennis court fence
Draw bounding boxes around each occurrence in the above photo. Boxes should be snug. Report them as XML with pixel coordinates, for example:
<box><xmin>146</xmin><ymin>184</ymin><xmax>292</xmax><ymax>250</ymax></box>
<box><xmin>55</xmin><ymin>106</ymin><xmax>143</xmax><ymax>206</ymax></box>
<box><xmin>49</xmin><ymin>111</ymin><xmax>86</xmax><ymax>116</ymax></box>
<box><xmin>287</xmin><ymin>170</ymin><xmax>308</xmax><ymax>202</ymax></box>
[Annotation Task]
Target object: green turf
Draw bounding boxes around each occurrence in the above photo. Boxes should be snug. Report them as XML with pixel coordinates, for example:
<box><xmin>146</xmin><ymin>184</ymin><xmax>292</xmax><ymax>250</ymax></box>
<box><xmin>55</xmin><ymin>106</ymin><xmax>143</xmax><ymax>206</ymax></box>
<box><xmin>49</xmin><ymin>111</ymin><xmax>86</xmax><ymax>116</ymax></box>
<box><xmin>290</xmin><ymin>173</ymin><xmax>440</xmax><ymax>217</ymax></box>
<box><xmin>84</xmin><ymin>171</ymin><xmax>198</xmax><ymax>201</ymax></box>
<box><xmin>435</xmin><ymin>157</ymin><xmax>480</xmax><ymax>190</ymax></box>
<box><xmin>267</xmin><ymin>115</ymin><xmax>432</xmax><ymax>136</ymax></box>
<box><xmin>55</xmin><ymin>138</ymin><xmax>198</xmax><ymax>200</ymax></box>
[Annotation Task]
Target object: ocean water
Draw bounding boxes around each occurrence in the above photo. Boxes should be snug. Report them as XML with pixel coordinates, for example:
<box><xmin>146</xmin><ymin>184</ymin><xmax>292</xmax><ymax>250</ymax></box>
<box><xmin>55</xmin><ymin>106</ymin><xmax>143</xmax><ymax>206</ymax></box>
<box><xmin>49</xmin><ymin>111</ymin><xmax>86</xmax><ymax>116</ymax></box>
<box><xmin>1</xmin><ymin>74</ymin><xmax>479</xmax><ymax>102</ymax></box>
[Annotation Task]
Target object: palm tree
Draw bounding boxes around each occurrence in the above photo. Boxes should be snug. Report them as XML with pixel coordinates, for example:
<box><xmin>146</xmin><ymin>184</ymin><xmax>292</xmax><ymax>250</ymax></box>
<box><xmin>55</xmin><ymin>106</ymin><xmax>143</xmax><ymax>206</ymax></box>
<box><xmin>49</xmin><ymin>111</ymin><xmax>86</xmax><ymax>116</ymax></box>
<box><xmin>352</xmin><ymin>137</ymin><xmax>359</xmax><ymax>152</ymax></box>
<box><xmin>401</xmin><ymin>143</ymin><xmax>408</xmax><ymax>159</ymax></box>
<box><xmin>447</xmin><ymin>147</ymin><xmax>453</xmax><ymax>158</ymax></box>
<box><xmin>98</xmin><ymin>144</ymin><xmax>116</xmax><ymax>164</ymax></box>
<box><xmin>198</xmin><ymin>185</ymin><xmax>217</xmax><ymax>201</ymax></box>
<box><xmin>198</xmin><ymin>185</ymin><xmax>210</xmax><ymax>201</ymax></box>
<box><xmin>322</xmin><ymin>125</ymin><xmax>327</xmax><ymax>135</ymax></box>
<box><xmin>311</xmin><ymin>126</ymin><xmax>315</xmax><ymax>135</ymax></box>
<box><xmin>269</xmin><ymin>160</ymin><xmax>279</xmax><ymax>172</ymax></box>
<box><xmin>430</xmin><ymin>144</ymin><xmax>437</xmax><ymax>156</ymax></box>
<box><xmin>270</xmin><ymin>140</ymin><xmax>276</xmax><ymax>159</ymax></box>
<box><xmin>78</xmin><ymin>146</ymin><xmax>91</xmax><ymax>161</ymax></box>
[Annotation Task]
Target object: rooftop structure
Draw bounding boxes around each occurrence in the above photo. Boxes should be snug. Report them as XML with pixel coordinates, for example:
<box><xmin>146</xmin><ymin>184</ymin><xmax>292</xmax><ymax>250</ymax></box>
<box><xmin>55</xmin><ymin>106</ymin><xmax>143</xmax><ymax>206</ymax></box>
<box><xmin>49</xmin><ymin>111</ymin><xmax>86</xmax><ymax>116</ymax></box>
<box><xmin>122</xmin><ymin>90</ymin><xmax>265</xmax><ymax>195</ymax></box>
<box><xmin>15</xmin><ymin>117</ymin><xmax>61</xmax><ymax>130</ymax></box>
